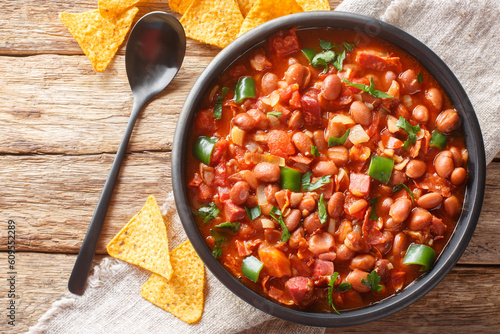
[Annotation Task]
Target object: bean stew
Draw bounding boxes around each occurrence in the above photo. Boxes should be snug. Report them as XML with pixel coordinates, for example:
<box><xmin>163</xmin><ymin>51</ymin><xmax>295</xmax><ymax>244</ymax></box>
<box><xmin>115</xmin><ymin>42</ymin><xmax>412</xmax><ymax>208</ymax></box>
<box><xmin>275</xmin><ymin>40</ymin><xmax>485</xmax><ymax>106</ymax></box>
<box><xmin>186</xmin><ymin>27</ymin><xmax>467</xmax><ymax>313</ymax></box>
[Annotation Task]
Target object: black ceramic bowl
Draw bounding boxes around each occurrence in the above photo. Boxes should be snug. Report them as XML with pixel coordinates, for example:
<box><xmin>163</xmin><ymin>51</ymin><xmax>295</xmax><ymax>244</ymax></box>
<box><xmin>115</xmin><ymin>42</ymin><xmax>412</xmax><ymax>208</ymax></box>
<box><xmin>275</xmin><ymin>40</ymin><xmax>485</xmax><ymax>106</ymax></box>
<box><xmin>172</xmin><ymin>12</ymin><xmax>486</xmax><ymax>327</ymax></box>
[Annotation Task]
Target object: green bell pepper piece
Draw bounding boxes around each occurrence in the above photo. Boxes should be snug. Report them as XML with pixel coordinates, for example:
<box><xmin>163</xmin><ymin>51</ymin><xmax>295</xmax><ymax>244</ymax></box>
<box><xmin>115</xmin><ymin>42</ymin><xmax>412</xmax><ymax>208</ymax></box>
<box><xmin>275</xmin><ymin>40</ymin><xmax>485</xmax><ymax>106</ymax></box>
<box><xmin>280</xmin><ymin>167</ymin><xmax>302</xmax><ymax>192</ymax></box>
<box><xmin>429</xmin><ymin>130</ymin><xmax>448</xmax><ymax>150</ymax></box>
<box><xmin>367</xmin><ymin>154</ymin><xmax>394</xmax><ymax>184</ymax></box>
<box><xmin>234</xmin><ymin>77</ymin><xmax>256</xmax><ymax>103</ymax></box>
<box><xmin>193</xmin><ymin>136</ymin><xmax>219</xmax><ymax>165</ymax></box>
<box><xmin>242</xmin><ymin>255</ymin><xmax>264</xmax><ymax>283</ymax></box>
<box><xmin>403</xmin><ymin>244</ymin><xmax>436</xmax><ymax>272</ymax></box>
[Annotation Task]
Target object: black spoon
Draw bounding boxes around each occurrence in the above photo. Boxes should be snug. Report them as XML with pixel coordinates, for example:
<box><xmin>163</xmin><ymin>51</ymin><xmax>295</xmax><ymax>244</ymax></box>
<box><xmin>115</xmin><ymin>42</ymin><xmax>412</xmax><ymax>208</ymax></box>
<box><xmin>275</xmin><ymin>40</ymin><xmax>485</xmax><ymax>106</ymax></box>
<box><xmin>68</xmin><ymin>12</ymin><xmax>186</xmax><ymax>295</ymax></box>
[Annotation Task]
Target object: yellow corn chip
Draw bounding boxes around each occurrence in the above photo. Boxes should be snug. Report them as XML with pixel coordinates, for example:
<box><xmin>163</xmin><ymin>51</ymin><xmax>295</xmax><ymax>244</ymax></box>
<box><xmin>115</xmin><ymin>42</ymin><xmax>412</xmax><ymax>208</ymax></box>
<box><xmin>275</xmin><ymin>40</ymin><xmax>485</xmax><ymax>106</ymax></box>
<box><xmin>236</xmin><ymin>0</ymin><xmax>256</xmax><ymax>17</ymax></box>
<box><xmin>59</xmin><ymin>8</ymin><xmax>138</xmax><ymax>72</ymax></box>
<box><xmin>295</xmin><ymin>0</ymin><xmax>330</xmax><ymax>11</ymax></box>
<box><xmin>106</xmin><ymin>195</ymin><xmax>173</xmax><ymax>280</ymax></box>
<box><xmin>169</xmin><ymin>0</ymin><xmax>194</xmax><ymax>15</ymax></box>
<box><xmin>98</xmin><ymin>0</ymin><xmax>141</xmax><ymax>18</ymax></box>
<box><xmin>239</xmin><ymin>0</ymin><xmax>303</xmax><ymax>36</ymax></box>
<box><xmin>141</xmin><ymin>241</ymin><xmax>205</xmax><ymax>324</ymax></box>
<box><xmin>180</xmin><ymin>0</ymin><xmax>244</xmax><ymax>48</ymax></box>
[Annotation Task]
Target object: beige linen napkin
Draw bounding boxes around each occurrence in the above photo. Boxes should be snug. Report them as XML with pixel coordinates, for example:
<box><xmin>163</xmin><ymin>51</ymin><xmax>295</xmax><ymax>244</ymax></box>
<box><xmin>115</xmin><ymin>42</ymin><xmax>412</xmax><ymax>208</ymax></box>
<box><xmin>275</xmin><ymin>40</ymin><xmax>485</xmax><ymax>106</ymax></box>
<box><xmin>30</xmin><ymin>1</ymin><xmax>499</xmax><ymax>333</ymax></box>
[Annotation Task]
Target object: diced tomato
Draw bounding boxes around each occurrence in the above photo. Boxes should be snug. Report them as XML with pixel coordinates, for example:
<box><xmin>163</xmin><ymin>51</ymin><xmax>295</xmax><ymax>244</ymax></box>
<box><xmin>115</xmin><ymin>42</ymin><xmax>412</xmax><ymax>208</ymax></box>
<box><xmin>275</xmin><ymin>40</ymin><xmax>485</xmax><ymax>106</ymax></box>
<box><xmin>289</xmin><ymin>90</ymin><xmax>301</xmax><ymax>109</ymax></box>
<box><xmin>223</xmin><ymin>200</ymin><xmax>246</xmax><ymax>221</ymax></box>
<box><xmin>381</xmin><ymin>135</ymin><xmax>404</xmax><ymax>149</ymax></box>
<box><xmin>301</xmin><ymin>92</ymin><xmax>321</xmax><ymax>126</ymax></box>
<box><xmin>198</xmin><ymin>183</ymin><xmax>214</xmax><ymax>202</ymax></box>
<box><xmin>366</xmin><ymin>110</ymin><xmax>381</xmax><ymax>138</ymax></box>
<box><xmin>349</xmin><ymin>173</ymin><xmax>371</xmax><ymax>197</ymax></box>
<box><xmin>268</xmin><ymin>130</ymin><xmax>295</xmax><ymax>158</ymax></box>
<box><xmin>269</xmin><ymin>27</ymin><xmax>300</xmax><ymax>58</ymax></box>
<box><xmin>362</xmin><ymin>208</ymin><xmax>387</xmax><ymax>245</ymax></box>
<box><xmin>355</xmin><ymin>50</ymin><xmax>402</xmax><ymax>73</ymax></box>
<box><xmin>194</xmin><ymin>109</ymin><xmax>216</xmax><ymax>135</ymax></box>
<box><xmin>344</xmin><ymin>194</ymin><xmax>366</xmax><ymax>220</ymax></box>
<box><xmin>188</xmin><ymin>173</ymin><xmax>202</xmax><ymax>187</ymax></box>
<box><xmin>214</xmin><ymin>161</ymin><xmax>229</xmax><ymax>187</ymax></box>
<box><xmin>259</xmin><ymin>247</ymin><xmax>292</xmax><ymax>278</ymax></box>
<box><xmin>211</xmin><ymin>139</ymin><xmax>229</xmax><ymax>165</ymax></box>
<box><xmin>279</xmin><ymin>83</ymin><xmax>299</xmax><ymax>102</ymax></box>
<box><xmin>218</xmin><ymin>187</ymin><xmax>230</xmax><ymax>202</ymax></box>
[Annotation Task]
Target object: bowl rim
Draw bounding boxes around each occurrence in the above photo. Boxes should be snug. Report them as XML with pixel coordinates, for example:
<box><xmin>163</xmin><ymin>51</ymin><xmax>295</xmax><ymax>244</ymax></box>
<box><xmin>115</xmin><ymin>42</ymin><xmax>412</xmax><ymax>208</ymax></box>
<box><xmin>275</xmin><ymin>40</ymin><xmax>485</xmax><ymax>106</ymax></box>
<box><xmin>172</xmin><ymin>11</ymin><xmax>486</xmax><ymax>327</ymax></box>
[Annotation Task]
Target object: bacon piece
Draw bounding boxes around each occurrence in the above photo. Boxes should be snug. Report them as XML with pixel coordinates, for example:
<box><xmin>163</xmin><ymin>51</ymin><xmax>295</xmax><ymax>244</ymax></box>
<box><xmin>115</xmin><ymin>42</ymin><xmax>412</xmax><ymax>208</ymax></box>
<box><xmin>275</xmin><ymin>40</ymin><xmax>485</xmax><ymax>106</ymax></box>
<box><xmin>235</xmin><ymin>239</ymin><xmax>261</xmax><ymax>257</ymax></box>
<box><xmin>355</xmin><ymin>50</ymin><xmax>402</xmax><ymax>72</ymax></box>
<box><xmin>430</xmin><ymin>216</ymin><xmax>447</xmax><ymax>237</ymax></box>
<box><xmin>362</xmin><ymin>208</ymin><xmax>387</xmax><ymax>245</ymax></box>
<box><xmin>300</xmin><ymin>93</ymin><xmax>321</xmax><ymax>127</ymax></box>
<box><xmin>195</xmin><ymin>109</ymin><xmax>216</xmax><ymax>135</ymax></box>
<box><xmin>285</xmin><ymin>277</ymin><xmax>314</xmax><ymax>305</ymax></box>
<box><xmin>414</xmin><ymin>173</ymin><xmax>452</xmax><ymax>197</ymax></box>
<box><xmin>223</xmin><ymin>200</ymin><xmax>246</xmax><ymax>221</ymax></box>
<box><xmin>268</xmin><ymin>129</ymin><xmax>295</xmax><ymax>158</ymax></box>
<box><xmin>269</xmin><ymin>27</ymin><xmax>300</xmax><ymax>58</ymax></box>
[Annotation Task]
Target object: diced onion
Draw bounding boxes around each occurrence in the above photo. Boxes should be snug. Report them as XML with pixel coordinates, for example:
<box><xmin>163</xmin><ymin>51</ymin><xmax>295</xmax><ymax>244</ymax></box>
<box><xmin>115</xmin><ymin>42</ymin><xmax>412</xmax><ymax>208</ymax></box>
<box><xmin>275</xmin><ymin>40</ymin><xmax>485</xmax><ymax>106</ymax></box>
<box><xmin>387</xmin><ymin>80</ymin><xmax>400</xmax><ymax>99</ymax></box>
<box><xmin>387</xmin><ymin>115</ymin><xmax>399</xmax><ymax>133</ymax></box>
<box><xmin>256</xmin><ymin>185</ymin><xmax>268</xmax><ymax>206</ymax></box>
<box><xmin>260</xmin><ymin>90</ymin><xmax>280</xmax><ymax>107</ymax></box>
<box><xmin>327</xmin><ymin>218</ymin><xmax>336</xmax><ymax>234</ymax></box>
<box><xmin>304</xmin><ymin>130</ymin><xmax>313</xmax><ymax>138</ymax></box>
<box><xmin>331</xmin><ymin>114</ymin><xmax>355</xmax><ymax>125</ymax></box>
<box><xmin>231</xmin><ymin>125</ymin><xmax>245</xmax><ymax>146</ymax></box>
<box><xmin>245</xmin><ymin>140</ymin><xmax>260</xmax><ymax>153</ymax></box>
<box><xmin>402</xmin><ymin>94</ymin><xmax>413</xmax><ymax>109</ymax></box>
<box><xmin>261</xmin><ymin>218</ymin><xmax>275</xmax><ymax>229</ymax></box>
<box><xmin>253</xmin><ymin>132</ymin><xmax>268</xmax><ymax>142</ymax></box>
<box><xmin>268</xmin><ymin>114</ymin><xmax>280</xmax><ymax>128</ymax></box>
<box><xmin>394</xmin><ymin>157</ymin><xmax>410</xmax><ymax>170</ymax></box>
<box><xmin>244</xmin><ymin>152</ymin><xmax>285</xmax><ymax>167</ymax></box>
<box><xmin>348</xmin><ymin>124</ymin><xmax>370</xmax><ymax>145</ymax></box>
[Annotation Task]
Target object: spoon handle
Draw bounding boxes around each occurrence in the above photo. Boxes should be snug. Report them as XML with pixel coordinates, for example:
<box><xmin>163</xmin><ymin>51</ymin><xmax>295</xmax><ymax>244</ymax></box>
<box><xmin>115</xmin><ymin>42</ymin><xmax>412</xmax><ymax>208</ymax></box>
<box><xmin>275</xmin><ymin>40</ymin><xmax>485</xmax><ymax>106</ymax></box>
<box><xmin>68</xmin><ymin>99</ymin><xmax>144</xmax><ymax>295</ymax></box>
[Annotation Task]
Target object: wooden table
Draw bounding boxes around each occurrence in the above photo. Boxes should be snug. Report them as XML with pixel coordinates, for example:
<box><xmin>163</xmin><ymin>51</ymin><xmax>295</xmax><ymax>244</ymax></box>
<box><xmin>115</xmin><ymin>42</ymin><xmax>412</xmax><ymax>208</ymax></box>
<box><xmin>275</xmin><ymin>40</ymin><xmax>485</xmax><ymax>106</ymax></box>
<box><xmin>1</xmin><ymin>1</ymin><xmax>498</xmax><ymax>332</ymax></box>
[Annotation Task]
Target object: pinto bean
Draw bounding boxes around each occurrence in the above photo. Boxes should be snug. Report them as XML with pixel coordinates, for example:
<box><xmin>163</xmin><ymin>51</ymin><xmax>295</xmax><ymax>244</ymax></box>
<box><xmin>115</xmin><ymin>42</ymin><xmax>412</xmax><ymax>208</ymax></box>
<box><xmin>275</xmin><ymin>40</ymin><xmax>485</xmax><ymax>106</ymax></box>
<box><xmin>292</xmin><ymin>132</ymin><xmax>314</xmax><ymax>155</ymax></box>
<box><xmin>335</xmin><ymin>244</ymin><xmax>355</xmax><ymax>262</ymax></box>
<box><xmin>312</xmin><ymin>161</ymin><xmax>338</xmax><ymax>177</ymax></box>
<box><xmin>321</xmin><ymin>74</ymin><xmax>342</xmax><ymax>100</ymax></box>
<box><xmin>444</xmin><ymin>195</ymin><xmax>461</xmax><ymax>218</ymax></box>
<box><xmin>303</xmin><ymin>212</ymin><xmax>322</xmax><ymax>234</ymax></box>
<box><xmin>377</xmin><ymin>197</ymin><xmax>394</xmax><ymax>217</ymax></box>
<box><xmin>426</xmin><ymin>87</ymin><xmax>443</xmax><ymax>111</ymax></box>
<box><xmin>390</xmin><ymin>198</ymin><xmax>412</xmax><ymax>224</ymax></box>
<box><xmin>289</xmin><ymin>227</ymin><xmax>304</xmax><ymax>249</ymax></box>
<box><xmin>230</xmin><ymin>181</ymin><xmax>250</xmax><ymax>205</ymax></box>
<box><xmin>348</xmin><ymin>199</ymin><xmax>369</xmax><ymax>215</ymax></box>
<box><xmin>285</xmin><ymin>63</ymin><xmax>307</xmax><ymax>86</ymax></box>
<box><xmin>417</xmin><ymin>192</ymin><xmax>443</xmax><ymax>209</ymax></box>
<box><xmin>434</xmin><ymin>151</ymin><xmax>454</xmax><ymax>178</ymax></box>
<box><xmin>328</xmin><ymin>192</ymin><xmax>344</xmax><ymax>218</ymax></box>
<box><xmin>265</xmin><ymin>183</ymin><xmax>280</xmax><ymax>205</ymax></box>
<box><xmin>436</xmin><ymin>109</ymin><xmax>460</xmax><ymax>133</ymax></box>
<box><xmin>346</xmin><ymin>269</ymin><xmax>371</xmax><ymax>293</ymax></box>
<box><xmin>313</xmin><ymin>130</ymin><xmax>328</xmax><ymax>152</ymax></box>
<box><xmin>412</xmin><ymin>105</ymin><xmax>429</xmax><ymax>123</ymax></box>
<box><xmin>253</xmin><ymin>162</ymin><xmax>281</xmax><ymax>182</ymax></box>
<box><xmin>374</xmin><ymin>259</ymin><xmax>392</xmax><ymax>282</ymax></box>
<box><xmin>384</xmin><ymin>217</ymin><xmax>403</xmax><ymax>232</ymax></box>
<box><xmin>450</xmin><ymin>147</ymin><xmax>463</xmax><ymax>167</ymax></box>
<box><xmin>408</xmin><ymin>207</ymin><xmax>432</xmax><ymax>231</ymax></box>
<box><xmin>389</xmin><ymin>170</ymin><xmax>407</xmax><ymax>186</ymax></box>
<box><xmin>261</xmin><ymin>72</ymin><xmax>278</xmax><ymax>95</ymax></box>
<box><xmin>299</xmin><ymin>195</ymin><xmax>317</xmax><ymax>215</ymax></box>
<box><xmin>450</xmin><ymin>167</ymin><xmax>467</xmax><ymax>185</ymax></box>
<box><xmin>289</xmin><ymin>192</ymin><xmax>303</xmax><ymax>208</ymax></box>
<box><xmin>350</xmin><ymin>101</ymin><xmax>372</xmax><ymax>126</ymax></box>
<box><xmin>288</xmin><ymin>110</ymin><xmax>304</xmax><ymax>130</ymax></box>
<box><xmin>383</xmin><ymin>71</ymin><xmax>397</xmax><ymax>89</ymax></box>
<box><xmin>284</xmin><ymin>209</ymin><xmax>301</xmax><ymax>232</ymax></box>
<box><xmin>327</xmin><ymin>146</ymin><xmax>349</xmax><ymax>166</ymax></box>
<box><xmin>344</xmin><ymin>232</ymin><xmax>366</xmax><ymax>252</ymax></box>
<box><xmin>247</xmin><ymin>109</ymin><xmax>270</xmax><ymax>130</ymax></box>
<box><xmin>374</xmin><ymin>231</ymin><xmax>394</xmax><ymax>255</ymax></box>
<box><xmin>393</xmin><ymin>232</ymin><xmax>408</xmax><ymax>257</ymax></box>
<box><xmin>349</xmin><ymin>254</ymin><xmax>376</xmax><ymax>271</ymax></box>
<box><xmin>398</xmin><ymin>69</ymin><xmax>419</xmax><ymax>94</ymax></box>
<box><xmin>232</xmin><ymin>113</ymin><xmax>256</xmax><ymax>131</ymax></box>
<box><xmin>406</xmin><ymin>159</ymin><xmax>427</xmax><ymax>179</ymax></box>
<box><xmin>308</xmin><ymin>232</ymin><xmax>335</xmax><ymax>254</ymax></box>
<box><xmin>325</xmin><ymin>120</ymin><xmax>346</xmax><ymax>141</ymax></box>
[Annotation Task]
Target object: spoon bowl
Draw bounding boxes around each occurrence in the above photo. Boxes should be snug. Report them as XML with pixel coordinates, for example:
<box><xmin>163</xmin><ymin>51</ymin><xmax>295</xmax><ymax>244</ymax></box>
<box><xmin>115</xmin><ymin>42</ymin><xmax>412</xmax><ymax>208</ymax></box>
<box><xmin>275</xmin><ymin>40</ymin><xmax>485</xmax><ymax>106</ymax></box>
<box><xmin>68</xmin><ymin>11</ymin><xmax>186</xmax><ymax>296</ymax></box>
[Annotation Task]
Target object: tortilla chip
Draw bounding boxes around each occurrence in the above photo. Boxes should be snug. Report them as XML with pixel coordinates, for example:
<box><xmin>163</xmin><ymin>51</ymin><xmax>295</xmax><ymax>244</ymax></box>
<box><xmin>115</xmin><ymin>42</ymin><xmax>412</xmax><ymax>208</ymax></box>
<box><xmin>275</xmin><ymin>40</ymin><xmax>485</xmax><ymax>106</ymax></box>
<box><xmin>180</xmin><ymin>0</ymin><xmax>244</xmax><ymax>48</ymax></box>
<box><xmin>106</xmin><ymin>195</ymin><xmax>172</xmax><ymax>280</ymax></box>
<box><xmin>59</xmin><ymin>7</ymin><xmax>138</xmax><ymax>72</ymax></box>
<box><xmin>239</xmin><ymin>0</ymin><xmax>303</xmax><ymax>36</ymax></box>
<box><xmin>236</xmin><ymin>0</ymin><xmax>256</xmax><ymax>17</ymax></box>
<box><xmin>169</xmin><ymin>0</ymin><xmax>194</xmax><ymax>15</ymax></box>
<box><xmin>98</xmin><ymin>0</ymin><xmax>140</xmax><ymax>18</ymax></box>
<box><xmin>141</xmin><ymin>241</ymin><xmax>205</xmax><ymax>324</ymax></box>
<box><xmin>295</xmin><ymin>0</ymin><xmax>330</xmax><ymax>11</ymax></box>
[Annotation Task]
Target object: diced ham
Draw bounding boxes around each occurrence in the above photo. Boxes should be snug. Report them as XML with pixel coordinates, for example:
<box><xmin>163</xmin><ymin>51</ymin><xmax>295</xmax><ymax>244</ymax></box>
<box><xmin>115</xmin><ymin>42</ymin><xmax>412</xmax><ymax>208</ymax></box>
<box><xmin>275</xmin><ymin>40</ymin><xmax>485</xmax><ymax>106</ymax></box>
<box><xmin>300</xmin><ymin>93</ymin><xmax>321</xmax><ymax>127</ymax></box>
<box><xmin>355</xmin><ymin>50</ymin><xmax>402</xmax><ymax>73</ymax></box>
<box><xmin>312</xmin><ymin>259</ymin><xmax>334</xmax><ymax>282</ymax></box>
<box><xmin>285</xmin><ymin>276</ymin><xmax>314</xmax><ymax>305</ymax></box>
<box><xmin>349</xmin><ymin>173</ymin><xmax>371</xmax><ymax>196</ymax></box>
<box><xmin>223</xmin><ymin>200</ymin><xmax>246</xmax><ymax>221</ymax></box>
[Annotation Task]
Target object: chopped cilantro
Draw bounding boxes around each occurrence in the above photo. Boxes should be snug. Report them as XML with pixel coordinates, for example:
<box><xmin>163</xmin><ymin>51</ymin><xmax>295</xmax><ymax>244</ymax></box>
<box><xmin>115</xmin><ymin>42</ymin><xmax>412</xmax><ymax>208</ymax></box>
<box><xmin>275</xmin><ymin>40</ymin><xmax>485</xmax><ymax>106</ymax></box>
<box><xmin>417</xmin><ymin>72</ymin><xmax>423</xmax><ymax>83</ymax></box>
<box><xmin>369</xmin><ymin>197</ymin><xmax>379</xmax><ymax>220</ymax></box>
<box><xmin>214</xmin><ymin>222</ymin><xmax>241</xmax><ymax>233</ymax></box>
<box><xmin>327</xmin><ymin>272</ymin><xmax>340</xmax><ymax>314</ymax></box>
<box><xmin>198</xmin><ymin>202</ymin><xmax>220</xmax><ymax>224</ymax></box>
<box><xmin>396</xmin><ymin>116</ymin><xmax>421</xmax><ymax>149</ymax></box>
<box><xmin>393</xmin><ymin>183</ymin><xmax>415</xmax><ymax>204</ymax></box>
<box><xmin>328</xmin><ymin>129</ymin><xmax>350</xmax><ymax>147</ymax></box>
<box><xmin>319</xmin><ymin>39</ymin><xmax>334</xmax><ymax>50</ymax></box>
<box><xmin>267</xmin><ymin>112</ymin><xmax>282</xmax><ymax>118</ymax></box>
<box><xmin>333</xmin><ymin>50</ymin><xmax>346</xmax><ymax>71</ymax></box>
<box><xmin>343</xmin><ymin>40</ymin><xmax>360</xmax><ymax>52</ymax></box>
<box><xmin>302</xmin><ymin>171</ymin><xmax>332</xmax><ymax>191</ymax></box>
<box><xmin>361</xmin><ymin>270</ymin><xmax>383</xmax><ymax>292</ymax></box>
<box><xmin>245</xmin><ymin>206</ymin><xmax>261</xmax><ymax>220</ymax></box>
<box><xmin>270</xmin><ymin>206</ymin><xmax>290</xmax><ymax>242</ymax></box>
<box><xmin>210</xmin><ymin>229</ymin><xmax>225</xmax><ymax>258</ymax></box>
<box><xmin>311</xmin><ymin>145</ymin><xmax>320</xmax><ymax>157</ymax></box>
<box><xmin>318</xmin><ymin>193</ymin><xmax>327</xmax><ymax>224</ymax></box>
<box><xmin>343</xmin><ymin>77</ymin><xmax>393</xmax><ymax>98</ymax></box>
<box><xmin>336</xmin><ymin>282</ymin><xmax>352</xmax><ymax>292</ymax></box>
<box><xmin>312</xmin><ymin>50</ymin><xmax>336</xmax><ymax>73</ymax></box>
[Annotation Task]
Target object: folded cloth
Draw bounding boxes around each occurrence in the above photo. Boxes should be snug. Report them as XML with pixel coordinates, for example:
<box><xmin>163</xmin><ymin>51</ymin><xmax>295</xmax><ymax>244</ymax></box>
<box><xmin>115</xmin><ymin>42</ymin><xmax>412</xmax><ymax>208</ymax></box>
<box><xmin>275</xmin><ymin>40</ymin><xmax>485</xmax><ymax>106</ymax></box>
<box><xmin>30</xmin><ymin>1</ymin><xmax>500</xmax><ymax>333</ymax></box>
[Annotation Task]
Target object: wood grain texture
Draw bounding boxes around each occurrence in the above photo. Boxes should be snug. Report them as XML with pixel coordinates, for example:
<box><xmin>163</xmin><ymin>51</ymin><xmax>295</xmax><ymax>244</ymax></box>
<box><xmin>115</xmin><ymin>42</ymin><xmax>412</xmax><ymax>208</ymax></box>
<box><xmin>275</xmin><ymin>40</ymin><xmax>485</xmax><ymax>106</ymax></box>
<box><xmin>0</xmin><ymin>252</ymin><xmax>497</xmax><ymax>334</ymax></box>
<box><xmin>0</xmin><ymin>152</ymin><xmax>499</xmax><ymax>265</ymax></box>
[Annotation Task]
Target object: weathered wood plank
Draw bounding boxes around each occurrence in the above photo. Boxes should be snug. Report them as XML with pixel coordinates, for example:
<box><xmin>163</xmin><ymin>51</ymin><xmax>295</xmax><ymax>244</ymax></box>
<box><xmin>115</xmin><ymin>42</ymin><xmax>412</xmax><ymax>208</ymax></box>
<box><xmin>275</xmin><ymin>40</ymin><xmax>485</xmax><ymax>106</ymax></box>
<box><xmin>0</xmin><ymin>252</ymin><xmax>496</xmax><ymax>334</ymax></box>
<box><xmin>0</xmin><ymin>153</ymin><xmax>498</xmax><ymax>264</ymax></box>
<box><xmin>0</xmin><ymin>54</ymin><xmax>211</xmax><ymax>154</ymax></box>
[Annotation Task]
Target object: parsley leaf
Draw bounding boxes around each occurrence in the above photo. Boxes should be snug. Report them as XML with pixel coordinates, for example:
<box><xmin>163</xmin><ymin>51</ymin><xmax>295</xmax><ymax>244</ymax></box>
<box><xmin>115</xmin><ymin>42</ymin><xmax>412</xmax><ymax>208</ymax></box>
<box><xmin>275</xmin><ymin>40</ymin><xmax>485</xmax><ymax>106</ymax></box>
<box><xmin>213</xmin><ymin>87</ymin><xmax>229</xmax><ymax>119</ymax></box>
<box><xmin>332</xmin><ymin>50</ymin><xmax>346</xmax><ymax>71</ymax></box>
<box><xmin>198</xmin><ymin>202</ymin><xmax>220</xmax><ymax>224</ymax></box>
<box><xmin>396</xmin><ymin>117</ymin><xmax>421</xmax><ymax>149</ymax></box>
<box><xmin>336</xmin><ymin>282</ymin><xmax>352</xmax><ymax>292</ymax></box>
<box><xmin>302</xmin><ymin>171</ymin><xmax>332</xmax><ymax>191</ymax></box>
<box><xmin>393</xmin><ymin>183</ymin><xmax>415</xmax><ymax>204</ymax></box>
<box><xmin>369</xmin><ymin>197</ymin><xmax>379</xmax><ymax>220</ymax></box>
<box><xmin>312</xmin><ymin>50</ymin><xmax>336</xmax><ymax>73</ymax></box>
<box><xmin>343</xmin><ymin>77</ymin><xmax>393</xmax><ymax>98</ymax></box>
<box><xmin>361</xmin><ymin>270</ymin><xmax>383</xmax><ymax>292</ymax></box>
<box><xmin>311</xmin><ymin>145</ymin><xmax>320</xmax><ymax>157</ymax></box>
<box><xmin>270</xmin><ymin>206</ymin><xmax>290</xmax><ymax>242</ymax></box>
<box><xmin>210</xmin><ymin>229</ymin><xmax>225</xmax><ymax>258</ymax></box>
<box><xmin>417</xmin><ymin>72</ymin><xmax>423</xmax><ymax>83</ymax></box>
<box><xmin>319</xmin><ymin>39</ymin><xmax>334</xmax><ymax>50</ymax></box>
<box><xmin>327</xmin><ymin>272</ymin><xmax>340</xmax><ymax>314</ymax></box>
<box><xmin>318</xmin><ymin>193</ymin><xmax>327</xmax><ymax>224</ymax></box>
<box><xmin>245</xmin><ymin>206</ymin><xmax>261</xmax><ymax>220</ymax></box>
<box><xmin>214</xmin><ymin>222</ymin><xmax>241</xmax><ymax>233</ymax></box>
<box><xmin>328</xmin><ymin>129</ymin><xmax>350</xmax><ymax>147</ymax></box>
<box><xmin>267</xmin><ymin>112</ymin><xmax>282</xmax><ymax>118</ymax></box>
